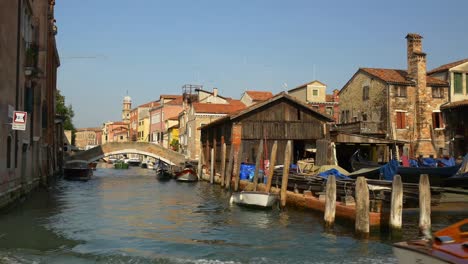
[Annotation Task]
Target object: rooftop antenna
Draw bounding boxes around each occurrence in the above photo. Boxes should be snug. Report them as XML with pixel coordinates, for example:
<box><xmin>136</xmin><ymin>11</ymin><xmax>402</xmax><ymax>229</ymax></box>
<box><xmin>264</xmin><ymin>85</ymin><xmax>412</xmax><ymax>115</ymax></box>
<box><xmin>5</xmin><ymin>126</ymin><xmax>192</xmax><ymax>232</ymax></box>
<box><xmin>283</xmin><ymin>82</ymin><xmax>288</xmax><ymax>91</ymax></box>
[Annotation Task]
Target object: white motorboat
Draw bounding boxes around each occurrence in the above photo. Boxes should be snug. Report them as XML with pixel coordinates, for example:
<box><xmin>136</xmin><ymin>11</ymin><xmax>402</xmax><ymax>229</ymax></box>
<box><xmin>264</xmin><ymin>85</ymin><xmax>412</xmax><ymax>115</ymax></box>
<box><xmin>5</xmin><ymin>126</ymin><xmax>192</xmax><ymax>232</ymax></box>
<box><xmin>393</xmin><ymin>219</ymin><xmax>468</xmax><ymax>264</ymax></box>
<box><xmin>230</xmin><ymin>191</ymin><xmax>278</xmax><ymax>208</ymax></box>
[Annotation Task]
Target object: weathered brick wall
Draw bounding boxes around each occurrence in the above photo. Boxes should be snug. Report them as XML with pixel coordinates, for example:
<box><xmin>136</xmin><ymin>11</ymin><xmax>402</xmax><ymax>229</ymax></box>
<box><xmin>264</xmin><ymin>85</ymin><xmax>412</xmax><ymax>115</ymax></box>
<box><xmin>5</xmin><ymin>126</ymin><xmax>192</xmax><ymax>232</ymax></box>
<box><xmin>339</xmin><ymin>72</ymin><xmax>388</xmax><ymax>126</ymax></box>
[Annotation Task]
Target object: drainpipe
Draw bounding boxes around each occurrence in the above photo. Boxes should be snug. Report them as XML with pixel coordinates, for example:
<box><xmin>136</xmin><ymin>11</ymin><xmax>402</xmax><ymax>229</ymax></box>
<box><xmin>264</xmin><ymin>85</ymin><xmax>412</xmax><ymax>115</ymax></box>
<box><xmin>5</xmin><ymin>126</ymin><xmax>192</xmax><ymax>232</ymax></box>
<box><xmin>15</xmin><ymin>0</ymin><xmax>22</xmax><ymax>168</ymax></box>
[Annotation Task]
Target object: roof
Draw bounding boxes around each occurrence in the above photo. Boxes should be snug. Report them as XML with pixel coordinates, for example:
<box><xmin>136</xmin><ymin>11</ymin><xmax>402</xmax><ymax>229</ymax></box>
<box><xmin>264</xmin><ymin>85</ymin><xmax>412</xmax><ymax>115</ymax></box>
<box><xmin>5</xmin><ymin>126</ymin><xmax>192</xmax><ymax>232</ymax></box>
<box><xmin>193</xmin><ymin>100</ymin><xmax>246</xmax><ymax>114</ymax></box>
<box><xmin>325</xmin><ymin>94</ymin><xmax>338</xmax><ymax>102</ymax></box>
<box><xmin>139</xmin><ymin>100</ymin><xmax>160</xmax><ymax>108</ymax></box>
<box><xmin>76</xmin><ymin>127</ymin><xmax>102</xmax><ymax>132</ymax></box>
<box><xmin>245</xmin><ymin>91</ymin><xmax>273</xmax><ymax>101</ymax></box>
<box><xmin>108</xmin><ymin>121</ymin><xmax>128</xmax><ymax>126</ymax></box>
<box><xmin>200</xmin><ymin>92</ymin><xmax>335</xmax><ymax>130</ymax></box>
<box><xmin>428</xmin><ymin>59</ymin><xmax>468</xmax><ymax>75</ymax></box>
<box><xmin>167</xmin><ymin>116</ymin><xmax>179</xmax><ymax>121</ymax></box>
<box><xmin>160</xmin><ymin>94</ymin><xmax>182</xmax><ymax>100</ymax></box>
<box><xmin>440</xmin><ymin>100</ymin><xmax>468</xmax><ymax>110</ymax></box>
<box><xmin>360</xmin><ymin>68</ymin><xmax>448</xmax><ymax>86</ymax></box>
<box><xmin>165</xmin><ymin>96</ymin><xmax>184</xmax><ymax>105</ymax></box>
<box><xmin>289</xmin><ymin>80</ymin><xmax>327</xmax><ymax>92</ymax></box>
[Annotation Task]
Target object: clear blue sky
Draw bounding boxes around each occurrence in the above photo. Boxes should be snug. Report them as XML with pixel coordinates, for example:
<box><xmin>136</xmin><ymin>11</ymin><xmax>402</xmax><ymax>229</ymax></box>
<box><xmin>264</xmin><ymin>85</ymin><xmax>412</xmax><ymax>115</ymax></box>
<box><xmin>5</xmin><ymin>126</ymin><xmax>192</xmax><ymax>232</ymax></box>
<box><xmin>55</xmin><ymin>0</ymin><xmax>468</xmax><ymax>128</ymax></box>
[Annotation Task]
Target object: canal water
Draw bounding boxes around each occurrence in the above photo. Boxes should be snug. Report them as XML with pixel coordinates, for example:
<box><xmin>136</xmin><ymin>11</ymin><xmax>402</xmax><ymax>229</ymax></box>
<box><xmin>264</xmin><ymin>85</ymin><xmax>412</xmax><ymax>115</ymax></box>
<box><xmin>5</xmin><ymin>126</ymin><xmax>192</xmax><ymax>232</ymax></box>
<box><xmin>0</xmin><ymin>167</ymin><xmax>465</xmax><ymax>264</ymax></box>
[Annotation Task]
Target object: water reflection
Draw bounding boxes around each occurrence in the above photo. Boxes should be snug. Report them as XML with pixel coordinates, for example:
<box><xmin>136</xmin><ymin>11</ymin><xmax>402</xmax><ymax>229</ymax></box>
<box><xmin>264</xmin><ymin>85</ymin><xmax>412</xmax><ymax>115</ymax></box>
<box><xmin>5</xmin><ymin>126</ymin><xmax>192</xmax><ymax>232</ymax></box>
<box><xmin>0</xmin><ymin>167</ymin><xmax>466</xmax><ymax>263</ymax></box>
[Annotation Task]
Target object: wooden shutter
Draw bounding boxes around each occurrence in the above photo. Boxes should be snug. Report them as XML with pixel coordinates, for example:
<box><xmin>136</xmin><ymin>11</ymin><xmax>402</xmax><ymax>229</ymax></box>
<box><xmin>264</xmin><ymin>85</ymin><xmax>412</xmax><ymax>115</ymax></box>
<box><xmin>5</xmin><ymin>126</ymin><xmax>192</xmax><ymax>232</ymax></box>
<box><xmin>396</xmin><ymin>112</ymin><xmax>402</xmax><ymax>129</ymax></box>
<box><xmin>454</xmin><ymin>73</ymin><xmax>463</xmax><ymax>94</ymax></box>
<box><xmin>401</xmin><ymin>112</ymin><xmax>406</xmax><ymax>128</ymax></box>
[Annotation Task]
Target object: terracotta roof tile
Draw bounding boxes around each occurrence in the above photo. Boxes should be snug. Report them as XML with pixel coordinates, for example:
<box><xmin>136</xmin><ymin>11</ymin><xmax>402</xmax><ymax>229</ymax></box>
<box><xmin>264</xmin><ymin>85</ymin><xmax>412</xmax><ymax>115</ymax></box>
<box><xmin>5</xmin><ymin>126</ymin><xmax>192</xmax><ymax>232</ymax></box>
<box><xmin>245</xmin><ymin>91</ymin><xmax>273</xmax><ymax>101</ymax></box>
<box><xmin>325</xmin><ymin>94</ymin><xmax>335</xmax><ymax>102</ymax></box>
<box><xmin>193</xmin><ymin>100</ymin><xmax>246</xmax><ymax>114</ymax></box>
<box><xmin>428</xmin><ymin>59</ymin><xmax>468</xmax><ymax>75</ymax></box>
<box><xmin>160</xmin><ymin>95</ymin><xmax>182</xmax><ymax>99</ymax></box>
<box><xmin>360</xmin><ymin>68</ymin><xmax>448</xmax><ymax>86</ymax></box>
<box><xmin>165</xmin><ymin>97</ymin><xmax>184</xmax><ymax>105</ymax></box>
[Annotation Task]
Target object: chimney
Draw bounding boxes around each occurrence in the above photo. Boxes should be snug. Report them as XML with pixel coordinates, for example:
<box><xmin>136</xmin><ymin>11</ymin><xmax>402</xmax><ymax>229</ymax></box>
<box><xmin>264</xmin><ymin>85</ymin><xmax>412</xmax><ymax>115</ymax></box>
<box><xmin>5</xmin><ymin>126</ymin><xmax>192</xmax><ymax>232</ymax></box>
<box><xmin>213</xmin><ymin>87</ymin><xmax>218</xmax><ymax>97</ymax></box>
<box><xmin>406</xmin><ymin>33</ymin><xmax>426</xmax><ymax>83</ymax></box>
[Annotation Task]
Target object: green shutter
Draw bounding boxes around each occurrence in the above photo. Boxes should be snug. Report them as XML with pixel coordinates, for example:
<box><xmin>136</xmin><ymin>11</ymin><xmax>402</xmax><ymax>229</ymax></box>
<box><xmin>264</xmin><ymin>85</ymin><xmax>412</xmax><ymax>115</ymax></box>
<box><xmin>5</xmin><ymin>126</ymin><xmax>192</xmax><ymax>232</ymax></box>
<box><xmin>454</xmin><ymin>73</ymin><xmax>463</xmax><ymax>94</ymax></box>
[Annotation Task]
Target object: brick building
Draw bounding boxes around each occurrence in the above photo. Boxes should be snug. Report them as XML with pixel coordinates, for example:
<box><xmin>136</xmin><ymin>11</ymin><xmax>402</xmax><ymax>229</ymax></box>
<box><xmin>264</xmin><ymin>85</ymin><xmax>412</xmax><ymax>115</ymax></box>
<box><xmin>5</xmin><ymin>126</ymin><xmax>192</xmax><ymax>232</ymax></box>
<box><xmin>149</xmin><ymin>95</ymin><xmax>183</xmax><ymax>146</ymax></box>
<box><xmin>337</xmin><ymin>33</ymin><xmax>449</xmax><ymax>157</ymax></box>
<box><xmin>75</xmin><ymin>128</ymin><xmax>102</xmax><ymax>150</ymax></box>
<box><xmin>0</xmin><ymin>0</ymin><xmax>61</xmax><ymax>208</ymax></box>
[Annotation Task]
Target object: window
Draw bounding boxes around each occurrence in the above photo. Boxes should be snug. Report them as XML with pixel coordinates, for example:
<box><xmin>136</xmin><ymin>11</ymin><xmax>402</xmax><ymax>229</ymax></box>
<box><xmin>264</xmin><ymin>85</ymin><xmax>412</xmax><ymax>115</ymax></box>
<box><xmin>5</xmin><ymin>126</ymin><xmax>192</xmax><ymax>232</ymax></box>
<box><xmin>362</xmin><ymin>113</ymin><xmax>367</xmax><ymax>121</ymax></box>
<box><xmin>454</xmin><ymin>73</ymin><xmax>463</xmax><ymax>94</ymax></box>
<box><xmin>432</xmin><ymin>112</ymin><xmax>444</xmax><ymax>129</ymax></box>
<box><xmin>312</xmin><ymin>89</ymin><xmax>318</xmax><ymax>96</ymax></box>
<box><xmin>362</xmin><ymin>85</ymin><xmax>369</xmax><ymax>100</ymax></box>
<box><xmin>312</xmin><ymin>105</ymin><xmax>319</xmax><ymax>111</ymax></box>
<box><xmin>432</xmin><ymin>87</ymin><xmax>443</xmax><ymax>98</ymax></box>
<box><xmin>395</xmin><ymin>86</ymin><xmax>407</xmax><ymax>97</ymax></box>
<box><xmin>326</xmin><ymin>107</ymin><xmax>333</xmax><ymax>117</ymax></box>
<box><xmin>297</xmin><ymin>109</ymin><xmax>301</xmax><ymax>120</ymax></box>
<box><xmin>396</xmin><ymin>112</ymin><xmax>406</xmax><ymax>129</ymax></box>
<box><xmin>120</xmin><ymin>136</ymin><xmax>123</xmax><ymax>140</ymax></box>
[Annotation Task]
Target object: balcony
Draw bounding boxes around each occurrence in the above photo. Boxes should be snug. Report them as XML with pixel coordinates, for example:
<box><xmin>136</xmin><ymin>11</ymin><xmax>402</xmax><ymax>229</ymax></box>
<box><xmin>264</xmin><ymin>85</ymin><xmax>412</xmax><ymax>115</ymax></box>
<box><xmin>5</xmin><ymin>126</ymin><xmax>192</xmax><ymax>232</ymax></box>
<box><xmin>333</xmin><ymin>121</ymin><xmax>386</xmax><ymax>135</ymax></box>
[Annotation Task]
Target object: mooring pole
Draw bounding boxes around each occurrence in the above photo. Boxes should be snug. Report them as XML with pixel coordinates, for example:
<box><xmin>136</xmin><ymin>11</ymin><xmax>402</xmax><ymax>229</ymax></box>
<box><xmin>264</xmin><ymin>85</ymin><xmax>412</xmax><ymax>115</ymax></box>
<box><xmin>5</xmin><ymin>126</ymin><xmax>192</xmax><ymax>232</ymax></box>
<box><xmin>225</xmin><ymin>144</ymin><xmax>234</xmax><ymax>190</ymax></box>
<box><xmin>210</xmin><ymin>148</ymin><xmax>214</xmax><ymax>184</ymax></box>
<box><xmin>355</xmin><ymin>176</ymin><xmax>370</xmax><ymax>235</ymax></box>
<box><xmin>265</xmin><ymin>140</ymin><xmax>278</xmax><ymax>192</ymax></box>
<box><xmin>280</xmin><ymin>140</ymin><xmax>292</xmax><ymax>208</ymax></box>
<box><xmin>419</xmin><ymin>174</ymin><xmax>431</xmax><ymax>237</ymax></box>
<box><xmin>324</xmin><ymin>175</ymin><xmax>336</xmax><ymax>227</ymax></box>
<box><xmin>220</xmin><ymin>142</ymin><xmax>227</xmax><ymax>187</ymax></box>
<box><xmin>390</xmin><ymin>174</ymin><xmax>403</xmax><ymax>230</ymax></box>
<box><xmin>252</xmin><ymin>139</ymin><xmax>264</xmax><ymax>191</ymax></box>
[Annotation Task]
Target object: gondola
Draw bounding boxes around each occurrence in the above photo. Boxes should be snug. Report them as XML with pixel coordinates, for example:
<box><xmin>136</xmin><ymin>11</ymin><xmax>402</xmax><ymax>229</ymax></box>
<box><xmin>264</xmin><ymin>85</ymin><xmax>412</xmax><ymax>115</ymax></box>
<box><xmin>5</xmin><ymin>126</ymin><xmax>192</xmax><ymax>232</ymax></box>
<box><xmin>175</xmin><ymin>164</ymin><xmax>198</xmax><ymax>182</ymax></box>
<box><xmin>155</xmin><ymin>160</ymin><xmax>173</xmax><ymax>181</ymax></box>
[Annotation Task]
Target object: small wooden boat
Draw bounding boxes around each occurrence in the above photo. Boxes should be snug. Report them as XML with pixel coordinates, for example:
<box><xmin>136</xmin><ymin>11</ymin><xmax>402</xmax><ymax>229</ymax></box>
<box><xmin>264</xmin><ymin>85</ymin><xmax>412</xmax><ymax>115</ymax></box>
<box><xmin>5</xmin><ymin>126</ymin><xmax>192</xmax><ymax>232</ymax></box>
<box><xmin>155</xmin><ymin>160</ymin><xmax>173</xmax><ymax>181</ymax></box>
<box><xmin>230</xmin><ymin>191</ymin><xmax>278</xmax><ymax>208</ymax></box>
<box><xmin>175</xmin><ymin>164</ymin><xmax>198</xmax><ymax>182</ymax></box>
<box><xmin>64</xmin><ymin>162</ymin><xmax>93</xmax><ymax>181</ymax></box>
<box><xmin>393</xmin><ymin>219</ymin><xmax>468</xmax><ymax>264</ymax></box>
<box><xmin>127</xmin><ymin>158</ymin><xmax>141</xmax><ymax>166</ymax></box>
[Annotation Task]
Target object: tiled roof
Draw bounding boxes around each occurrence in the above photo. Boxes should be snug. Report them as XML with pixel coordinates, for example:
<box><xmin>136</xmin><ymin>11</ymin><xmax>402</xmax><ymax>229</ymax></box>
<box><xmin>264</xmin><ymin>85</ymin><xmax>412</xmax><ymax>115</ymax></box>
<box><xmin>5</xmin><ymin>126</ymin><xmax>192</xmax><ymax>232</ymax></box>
<box><xmin>360</xmin><ymin>68</ymin><xmax>448</xmax><ymax>86</ymax></box>
<box><xmin>325</xmin><ymin>94</ymin><xmax>336</xmax><ymax>102</ymax></box>
<box><xmin>167</xmin><ymin>116</ymin><xmax>179</xmax><ymax>120</ymax></box>
<box><xmin>76</xmin><ymin>127</ymin><xmax>102</xmax><ymax>132</ymax></box>
<box><xmin>139</xmin><ymin>100</ymin><xmax>160</xmax><ymax>108</ymax></box>
<box><xmin>193</xmin><ymin>100</ymin><xmax>246</xmax><ymax>114</ymax></box>
<box><xmin>289</xmin><ymin>80</ymin><xmax>327</xmax><ymax>92</ymax></box>
<box><xmin>440</xmin><ymin>100</ymin><xmax>468</xmax><ymax>110</ymax></box>
<box><xmin>428</xmin><ymin>59</ymin><xmax>468</xmax><ymax>75</ymax></box>
<box><xmin>109</xmin><ymin>121</ymin><xmax>128</xmax><ymax>126</ymax></box>
<box><xmin>160</xmin><ymin>94</ymin><xmax>182</xmax><ymax>99</ymax></box>
<box><xmin>245</xmin><ymin>91</ymin><xmax>273</xmax><ymax>101</ymax></box>
<box><xmin>165</xmin><ymin>96</ymin><xmax>184</xmax><ymax>105</ymax></box>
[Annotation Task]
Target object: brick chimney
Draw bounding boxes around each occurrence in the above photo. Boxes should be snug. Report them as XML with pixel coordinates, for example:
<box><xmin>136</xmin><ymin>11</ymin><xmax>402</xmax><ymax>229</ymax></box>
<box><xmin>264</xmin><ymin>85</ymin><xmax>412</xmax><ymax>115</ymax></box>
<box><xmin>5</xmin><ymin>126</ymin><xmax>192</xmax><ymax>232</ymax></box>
<box><xmin>406</xmin><ymin>33</ymin><xmax>426</xmax><ymax>86</ymax></box>
<box><xmin>405</xmin><ymin>33</ymin><xmax>435</xmax><ymax>156</ymax></box>
<box><xmin>213</xmin><ymin>87</ymin><xmax>218</xmax><ymax>97</ymax></box>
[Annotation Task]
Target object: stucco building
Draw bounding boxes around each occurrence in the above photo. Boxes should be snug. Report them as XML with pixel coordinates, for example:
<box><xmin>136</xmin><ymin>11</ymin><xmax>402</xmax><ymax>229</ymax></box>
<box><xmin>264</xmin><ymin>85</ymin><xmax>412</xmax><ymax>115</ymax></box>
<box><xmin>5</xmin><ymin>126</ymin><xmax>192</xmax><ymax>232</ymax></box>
<box><xmin>129</xmin><ymin>100</ymin><xmax>159</xmax><ymax>141</ymax></box>
<box><xmin>288</xmin><ymin>80</ymin><xmax>340</xmax><ymax>122</ymax></box>
<box><xmin>149</xmin><ymin>95</ymin><xmax>183</xmax><ymax>146</ymax></box>
<box><xmin>240</xmin><ymin>90</ymin><xmax>273</xmax><ymax>107</ymax></box>
<box><xmin>428</xmin><ymin>59</ymin><xmax>468</xmax><ymax>157</ymax></box>
<box><xmin>102</xmin><ymin>121</ymin><xmax>129</xmax><ymax>144</ymax></box>
<box><xmin>337</xmin><ymin>33</ymin><xmax>449</xmax><ymax>157</ymax></box>
<box><xmin>75</xmin><ymin>128</ymin><xmax>102</xmax><ymax>150</ymax></box>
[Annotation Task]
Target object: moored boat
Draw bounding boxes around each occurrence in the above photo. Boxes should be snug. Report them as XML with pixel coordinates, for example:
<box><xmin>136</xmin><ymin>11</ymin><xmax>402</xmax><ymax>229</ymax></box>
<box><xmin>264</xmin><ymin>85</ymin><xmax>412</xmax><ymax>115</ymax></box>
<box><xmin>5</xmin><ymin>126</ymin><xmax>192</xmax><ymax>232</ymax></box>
<box><xmin>175</xmin><ymin>164</ymin><xmax>198</xmax><ymax>182</ymax></box>
<box><xmin>64</xmin><ymin>161</ymin><xmax>93</xmax><ymax>181</ymax></box>
<box><xmin>230</xmin><ymin>191</ymin><xmax>278</xmax><ymax>208</ymax></box>
<box><xmin>114</xmin><ymin>162</ymin><xmax>129</xmax><ymax>169</ymax></box>
<box><xmin>393</xmin><ymin>219</ymin><xmax>468</xmax><ymax>264</ymax></box>
<box><xmin>155</xmin><ymin>160</ymin><xmax>173</xmax><ymax>181</ymax></box>
<box><xmin>88</xmin><ymin>162</ymin><xmax>97</xmax><ymax>170</ymax></box>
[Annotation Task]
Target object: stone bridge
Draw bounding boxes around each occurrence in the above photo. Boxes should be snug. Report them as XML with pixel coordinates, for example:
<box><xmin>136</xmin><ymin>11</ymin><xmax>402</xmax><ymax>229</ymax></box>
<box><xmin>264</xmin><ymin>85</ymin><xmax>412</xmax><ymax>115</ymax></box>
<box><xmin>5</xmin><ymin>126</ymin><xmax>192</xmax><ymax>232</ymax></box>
<box><xmin>66</xmin><ymin>142</ymin><xmax>186</xmax><ymax>166</ymax></box>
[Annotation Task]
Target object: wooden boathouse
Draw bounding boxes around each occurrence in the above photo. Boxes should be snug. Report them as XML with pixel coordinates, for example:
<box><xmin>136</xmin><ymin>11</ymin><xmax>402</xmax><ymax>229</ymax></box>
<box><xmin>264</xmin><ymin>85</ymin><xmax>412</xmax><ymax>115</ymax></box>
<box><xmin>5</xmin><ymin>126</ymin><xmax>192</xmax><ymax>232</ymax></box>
<box><xmin>200</xmin><ymin>92</ymin><xmax>335</xmax><ymax>175</ymax></box>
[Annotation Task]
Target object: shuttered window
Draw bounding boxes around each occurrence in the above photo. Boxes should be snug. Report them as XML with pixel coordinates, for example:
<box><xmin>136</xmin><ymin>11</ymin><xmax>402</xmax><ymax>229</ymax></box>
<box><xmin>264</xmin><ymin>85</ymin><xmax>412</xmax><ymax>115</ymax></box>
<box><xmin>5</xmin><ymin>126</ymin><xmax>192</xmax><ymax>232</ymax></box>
<box><xmin>362</xmin><ymin>86</ymin><xmax>369</xmax><ymax>100</ymax></box>
<box><xmin>396</xmin><ymin>112</ymin><xmax>406</xmax><ymax>129</ymax></box>
<box><xmin>454</xmin><ymin>73</ymin><xmax>463</xmax><ymax>94</ymax></box>
<box><xmin>432</xmin><ymin>87</ymin><xmax>443</xmax><ymax>98</ymax></box>
<box><xmin>432</xmin><ymin>112</ymin><xmax>444</xmax><ymax>129</ymax></box>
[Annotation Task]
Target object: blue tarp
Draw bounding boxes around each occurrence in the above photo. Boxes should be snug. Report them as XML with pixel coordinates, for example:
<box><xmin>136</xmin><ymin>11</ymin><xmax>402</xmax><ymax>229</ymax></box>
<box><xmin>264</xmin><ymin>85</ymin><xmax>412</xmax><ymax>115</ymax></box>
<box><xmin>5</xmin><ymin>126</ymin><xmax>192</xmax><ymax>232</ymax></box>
<box><xmin>438</xmin><ymin>157</ymin><xmax>456</xmax><ymax>167</ymax></box>
<box><xmin>408</xmin><ymin>157</ymin><xmax>456</xmax><ymax>168</ymax></box>
<box><xmin>318</xmin><ymin>168</ymin><xmax>351</xmax><ymax>180</ymax></box>
<box><xmin>379</xmin><ymin>159</ymin><xmax>399</xmax><ymax>181</ymax></box>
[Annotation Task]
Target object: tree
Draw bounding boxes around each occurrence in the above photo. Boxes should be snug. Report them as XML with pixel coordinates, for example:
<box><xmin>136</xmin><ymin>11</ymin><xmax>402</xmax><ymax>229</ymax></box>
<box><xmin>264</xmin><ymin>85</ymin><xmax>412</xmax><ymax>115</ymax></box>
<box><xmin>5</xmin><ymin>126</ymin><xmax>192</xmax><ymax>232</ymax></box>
<box><xmin>56</xmin><ymin>90</ymin><xmax>76</xmax><ymax>144</ymax></box>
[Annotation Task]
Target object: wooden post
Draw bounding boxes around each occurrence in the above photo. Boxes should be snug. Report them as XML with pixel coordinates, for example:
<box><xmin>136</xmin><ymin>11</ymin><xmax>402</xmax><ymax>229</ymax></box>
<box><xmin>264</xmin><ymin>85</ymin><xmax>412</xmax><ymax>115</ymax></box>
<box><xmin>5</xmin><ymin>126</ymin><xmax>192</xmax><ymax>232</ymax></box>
<box><xmin>210</xmin><ymin>148</ymin><xmax>214</xmax><ymax>184</ymax></box>
<box><xmin>355</xmin><ymin>176</ymin><xmax>370</xmax><ymax>235</ymax></box>
<box><xmin>390</xmin><ymin>175</ymin><xmax>403</xmax><ymax>230</ymax></box>
<box><xmin>213</xmin><ymin>138</ymin><xmax>217</xmax><ymax>181</ymax></box>
<box><xmin>252</xmin><ymin>139</ymin><xmax>264</xmax><ymax>191</ymax></box>
<box><xmin>234</xmin><ymin>143</ymin><xmax>243</xmax><ymax>192</ymax></box>
<box><xmin>280</xmin><ymin>140</ymin><xmax>292</xmax><ymax>208</ymax></box>
<box><xmin>265</xmin><ymin>140</ymin><xmax>278</xmax><ymax>192</ymax></box>
<box><xmin>324</xmin><ymin>175</ymin><xmax>336</xmax><ymax>227</ymax></box>
<box><xmin>220</xmin><ymin>142</ymin><xmax>227</xmax><ymax>187</ymax></box>
<box><xmin>205</xmin><ymin>139</ymin><xmax>210</xmax><ymax>169</ymax></box>
<box><xmin>197</xmin><ymin>147</ymin><xmax>204</xmax><ymax>180</ymax></box>
<box><xmin>225</xmin><ymin>144</ymin><xmax>234</xmax><ymax>190</ymax></box>
<box><xmin>419</xmin><ymin>174</ymin><xmax>431</xmax><ymax>236</ymax></box>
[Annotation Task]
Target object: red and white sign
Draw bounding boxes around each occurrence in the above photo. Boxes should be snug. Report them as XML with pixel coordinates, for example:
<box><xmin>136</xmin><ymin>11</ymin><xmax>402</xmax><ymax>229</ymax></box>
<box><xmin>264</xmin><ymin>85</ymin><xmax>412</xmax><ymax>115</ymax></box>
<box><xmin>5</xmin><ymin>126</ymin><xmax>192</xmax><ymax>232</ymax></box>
<box><xmin>12</xmin><ymin>111</ymin><xmax>27</xmax><ymax>131</ymax></box>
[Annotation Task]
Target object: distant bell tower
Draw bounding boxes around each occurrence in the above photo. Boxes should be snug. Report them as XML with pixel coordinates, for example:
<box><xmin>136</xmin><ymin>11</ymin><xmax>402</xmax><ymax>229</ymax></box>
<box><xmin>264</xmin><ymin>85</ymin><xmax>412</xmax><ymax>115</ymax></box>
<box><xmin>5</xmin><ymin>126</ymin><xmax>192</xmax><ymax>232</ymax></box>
<box><xmin>122</xmin><ymin>95</ymin><xmax>132</xmax><ymax>122</ymax></box>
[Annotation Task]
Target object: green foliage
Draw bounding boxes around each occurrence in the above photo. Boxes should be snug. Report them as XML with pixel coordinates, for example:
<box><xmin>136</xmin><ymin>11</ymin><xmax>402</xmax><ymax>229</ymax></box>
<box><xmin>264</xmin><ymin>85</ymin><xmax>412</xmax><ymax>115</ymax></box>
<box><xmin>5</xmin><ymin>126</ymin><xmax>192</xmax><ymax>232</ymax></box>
<box><xmin>56</xmin><ymin>90</ymin><xmax>76</xmax><ymax>144</ymax></box>
<box><xmin>170</xmin><ymin>139</ymin><xmax>179</xmax><ymax>151</ymax></box>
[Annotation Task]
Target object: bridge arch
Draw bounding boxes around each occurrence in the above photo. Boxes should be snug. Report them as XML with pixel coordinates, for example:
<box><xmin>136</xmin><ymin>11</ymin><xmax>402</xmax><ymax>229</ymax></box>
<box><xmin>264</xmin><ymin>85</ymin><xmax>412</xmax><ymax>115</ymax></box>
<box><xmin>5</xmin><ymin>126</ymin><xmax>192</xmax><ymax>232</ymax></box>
<box><xmin>66</xmin><ymin>142</ymin><xmax>186</xmax><ymax>166</ymax></box>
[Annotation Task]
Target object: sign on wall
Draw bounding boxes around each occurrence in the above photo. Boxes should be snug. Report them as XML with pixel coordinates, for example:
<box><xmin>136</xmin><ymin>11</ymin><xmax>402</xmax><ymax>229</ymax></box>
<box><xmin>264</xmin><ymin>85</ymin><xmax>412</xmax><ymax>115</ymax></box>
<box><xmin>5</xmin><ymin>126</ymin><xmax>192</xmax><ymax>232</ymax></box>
<box><xmin>12</xmin><ymin>111</ymin><xmax>27</xmax><ymax>131</ymax></box>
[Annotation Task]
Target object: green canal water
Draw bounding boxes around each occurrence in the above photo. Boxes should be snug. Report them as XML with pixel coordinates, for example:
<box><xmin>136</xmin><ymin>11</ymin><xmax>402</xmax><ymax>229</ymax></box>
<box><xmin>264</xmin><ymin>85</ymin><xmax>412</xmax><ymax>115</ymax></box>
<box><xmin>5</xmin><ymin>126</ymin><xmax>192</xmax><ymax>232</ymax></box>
<box><xmin>0</xmin><ymin>167</ymin><xmax>465</xmax><ymax>263</ymax></box>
